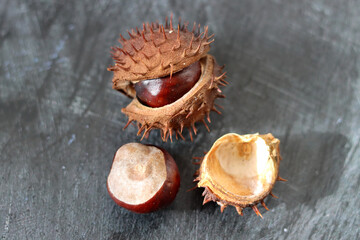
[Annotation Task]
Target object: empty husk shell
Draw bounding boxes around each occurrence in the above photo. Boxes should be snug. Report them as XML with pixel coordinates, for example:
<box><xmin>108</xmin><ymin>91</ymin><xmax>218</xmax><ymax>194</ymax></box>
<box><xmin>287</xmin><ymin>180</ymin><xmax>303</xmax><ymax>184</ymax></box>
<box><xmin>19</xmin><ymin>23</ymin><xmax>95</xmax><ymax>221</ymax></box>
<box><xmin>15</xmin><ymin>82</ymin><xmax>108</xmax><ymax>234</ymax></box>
<box><xmin>194</xmin><ymin>133</ymin><xmax>286</xmax><ymax>217</ymax></box>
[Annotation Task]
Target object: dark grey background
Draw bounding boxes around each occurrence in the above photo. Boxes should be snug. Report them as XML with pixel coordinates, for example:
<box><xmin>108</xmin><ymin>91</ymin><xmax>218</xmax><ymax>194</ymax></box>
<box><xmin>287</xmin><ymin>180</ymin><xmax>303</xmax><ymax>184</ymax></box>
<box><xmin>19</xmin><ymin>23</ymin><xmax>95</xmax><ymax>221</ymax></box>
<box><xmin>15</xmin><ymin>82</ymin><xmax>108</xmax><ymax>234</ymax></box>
<box><xmin>1</xmin><ymin>0</ymin><xmax>359</xmax><ymax>239</ymax></box>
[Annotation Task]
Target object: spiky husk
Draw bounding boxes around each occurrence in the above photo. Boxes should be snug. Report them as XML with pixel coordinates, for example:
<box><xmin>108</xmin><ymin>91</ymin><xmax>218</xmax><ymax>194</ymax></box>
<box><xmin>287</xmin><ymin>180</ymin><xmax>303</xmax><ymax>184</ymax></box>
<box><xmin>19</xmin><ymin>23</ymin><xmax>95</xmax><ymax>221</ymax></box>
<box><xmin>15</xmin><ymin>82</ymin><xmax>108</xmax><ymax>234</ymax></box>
<box><xmin>122</xmin><ymin>55</ymin><xmax>226</xmax><ymax>142</ymax></box>
<box><xmin>193</xmin><ymin>133</ymin><xmax>286</xmax><ymax>218</ymax></box>
<box><xmin>108</xmin><ymin>16</ymin><xmax>213</xmax><ymax>95</ymax></box>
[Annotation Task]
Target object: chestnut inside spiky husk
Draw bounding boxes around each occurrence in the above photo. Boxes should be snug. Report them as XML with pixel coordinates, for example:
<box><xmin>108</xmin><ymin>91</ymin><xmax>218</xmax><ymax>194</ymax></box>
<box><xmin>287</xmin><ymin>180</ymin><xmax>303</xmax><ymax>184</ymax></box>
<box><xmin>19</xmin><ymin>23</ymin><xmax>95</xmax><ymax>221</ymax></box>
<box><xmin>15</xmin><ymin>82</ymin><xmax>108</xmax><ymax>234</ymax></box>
<box><xmin>108</xmin><ymin>16</ymin><xmax>227</xmax><ymax>141</ymax></box>
<box><xmin>194</xmin><ymin>133</ymin><xmax>286</xmax><ymax>217</ymax></box>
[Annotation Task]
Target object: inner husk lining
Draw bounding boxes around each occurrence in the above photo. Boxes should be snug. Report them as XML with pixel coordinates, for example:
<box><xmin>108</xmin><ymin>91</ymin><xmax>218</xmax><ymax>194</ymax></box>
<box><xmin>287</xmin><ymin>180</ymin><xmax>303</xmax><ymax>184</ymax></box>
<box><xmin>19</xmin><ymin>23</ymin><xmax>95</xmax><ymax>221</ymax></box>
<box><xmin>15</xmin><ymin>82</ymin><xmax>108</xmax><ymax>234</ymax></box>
<box><xmin>208</xmin><ymin>136</ymin><xmax>275</xmax><ymax>197</ymax></box>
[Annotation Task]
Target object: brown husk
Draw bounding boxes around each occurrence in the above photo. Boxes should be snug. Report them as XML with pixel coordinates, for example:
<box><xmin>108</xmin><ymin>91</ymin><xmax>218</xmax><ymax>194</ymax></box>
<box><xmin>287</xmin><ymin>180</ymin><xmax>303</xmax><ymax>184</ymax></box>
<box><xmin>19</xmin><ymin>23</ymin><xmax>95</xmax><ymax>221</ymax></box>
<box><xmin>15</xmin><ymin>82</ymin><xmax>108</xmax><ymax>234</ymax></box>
<box><xmin>194</xmin><ymin>133</ymin><xmax>285</xmax><ymax>217</ymax></box>
<box><xmin>108</xmin><ymin>18</ymin><xmax>213</xmax><ymax>94</ymax></box>
<box><xmin>108</xmin><ymin>17</ymin><xmax>226</xmax><ymax>141</ymax></box>
<box><xmin>122</xmin><ymin>55</ymin><xmax>225</xmax><ymax>141</ymax></box>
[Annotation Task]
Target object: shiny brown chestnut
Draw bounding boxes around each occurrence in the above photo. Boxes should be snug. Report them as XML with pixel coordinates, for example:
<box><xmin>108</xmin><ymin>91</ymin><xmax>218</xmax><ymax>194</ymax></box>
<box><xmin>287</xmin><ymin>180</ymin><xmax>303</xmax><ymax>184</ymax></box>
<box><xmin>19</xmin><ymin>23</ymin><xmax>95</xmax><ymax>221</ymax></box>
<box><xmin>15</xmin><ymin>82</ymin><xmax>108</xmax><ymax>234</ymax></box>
<box><xmin>135</xmin><ymin>61</ymin><xmax>201</xmax><ymax>108</ymax></box>
<box><xmin>107</xmin><ymin>143</ymin><xmax>180</xmax><ymax>213</ymax></box>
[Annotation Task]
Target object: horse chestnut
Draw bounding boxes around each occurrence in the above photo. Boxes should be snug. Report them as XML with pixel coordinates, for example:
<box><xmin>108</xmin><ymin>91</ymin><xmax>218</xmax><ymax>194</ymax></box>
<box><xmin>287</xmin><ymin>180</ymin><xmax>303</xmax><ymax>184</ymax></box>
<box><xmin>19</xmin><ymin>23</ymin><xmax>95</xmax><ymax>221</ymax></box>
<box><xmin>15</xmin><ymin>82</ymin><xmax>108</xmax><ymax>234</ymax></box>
<box><xmin>108</xmin><ymin>16</ymin><xmax>227</xmax><ymax>141</ymax></box>
<box><xmin>135</xmin><ymin>61</ymin><xmax>201</xmax><ymax>108</ymax></box>
<box><xmin>107</xmin><ymin>143</ymin><xmax>180</xmax><ymax>213</ymax></box>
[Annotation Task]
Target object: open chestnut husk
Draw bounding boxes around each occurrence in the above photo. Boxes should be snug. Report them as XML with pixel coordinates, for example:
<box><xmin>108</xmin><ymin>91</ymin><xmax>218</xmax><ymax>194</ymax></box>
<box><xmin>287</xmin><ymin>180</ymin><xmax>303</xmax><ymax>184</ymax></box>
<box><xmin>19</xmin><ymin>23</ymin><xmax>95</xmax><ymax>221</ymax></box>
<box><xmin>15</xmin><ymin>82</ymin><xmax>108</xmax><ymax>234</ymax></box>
<box><xmin>108</xmin><ymin>16</ymin><xmax>227</xmax><ymax>142</ymax></box>
<box><xmin>194</xmin><ymin>133</ymin><xmax>286</xmax><ymax>217</ymax></box>
<box><xmin>107</xmin><ymin>143</ymin><xmax>180</xmax><ymax>213</ymax></box>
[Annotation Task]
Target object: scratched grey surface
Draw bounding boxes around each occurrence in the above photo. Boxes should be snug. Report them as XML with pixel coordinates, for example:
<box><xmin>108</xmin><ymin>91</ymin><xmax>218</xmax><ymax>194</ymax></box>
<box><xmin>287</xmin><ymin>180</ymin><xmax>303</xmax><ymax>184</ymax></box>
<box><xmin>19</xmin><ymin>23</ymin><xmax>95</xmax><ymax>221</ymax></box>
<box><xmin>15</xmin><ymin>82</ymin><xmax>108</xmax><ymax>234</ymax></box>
<box><xmin>1</xmin><ymin>0</ymin><xmax>360</xmax><ymax>239</ymax></box>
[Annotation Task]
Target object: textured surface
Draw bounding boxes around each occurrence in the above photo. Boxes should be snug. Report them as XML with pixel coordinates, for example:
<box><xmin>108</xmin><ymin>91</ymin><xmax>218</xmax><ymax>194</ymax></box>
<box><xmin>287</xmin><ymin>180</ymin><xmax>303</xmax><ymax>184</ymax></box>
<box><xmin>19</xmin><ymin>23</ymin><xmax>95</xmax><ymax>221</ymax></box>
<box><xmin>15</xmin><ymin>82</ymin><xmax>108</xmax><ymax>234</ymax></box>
<box><xmin>1</xmin><ymin>0</ymin><xmax>359</xmax><ymax>239</ymax></box>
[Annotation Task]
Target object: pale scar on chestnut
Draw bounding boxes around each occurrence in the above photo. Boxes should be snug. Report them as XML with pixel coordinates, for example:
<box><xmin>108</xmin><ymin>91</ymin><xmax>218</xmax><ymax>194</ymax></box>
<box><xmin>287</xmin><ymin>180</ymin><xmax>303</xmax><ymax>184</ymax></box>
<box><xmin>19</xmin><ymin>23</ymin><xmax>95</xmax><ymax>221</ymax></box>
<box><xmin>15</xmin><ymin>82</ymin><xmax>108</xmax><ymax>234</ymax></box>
<box><xmin>108</xmin><ymin>15</ymin><xmax>227</xmax><ymax>142</ymax></box>
<box><xmin>192</xmin><ymin>133</ymin><xmax>287</xmax><ymax>218</ymax></box>
<box><xmin>107</xmin><ymin>143</ymin><xmax>180</xmax><ymax>213</ymax></box>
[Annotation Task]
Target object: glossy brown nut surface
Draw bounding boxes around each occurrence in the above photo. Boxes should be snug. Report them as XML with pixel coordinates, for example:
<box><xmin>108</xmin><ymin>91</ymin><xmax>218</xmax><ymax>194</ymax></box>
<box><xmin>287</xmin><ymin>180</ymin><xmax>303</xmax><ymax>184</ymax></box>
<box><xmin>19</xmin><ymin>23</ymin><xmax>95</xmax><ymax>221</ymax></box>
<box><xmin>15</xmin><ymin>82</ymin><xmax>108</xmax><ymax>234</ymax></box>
<box><xmin>107</xmin><ymin>143</ymin><xmax>180</xmax><ymax>213</ymax></box>
<box><xmin>135</xmin><ymin>61</ymin><xmax>201</xmax><ymax>108</ymax></box>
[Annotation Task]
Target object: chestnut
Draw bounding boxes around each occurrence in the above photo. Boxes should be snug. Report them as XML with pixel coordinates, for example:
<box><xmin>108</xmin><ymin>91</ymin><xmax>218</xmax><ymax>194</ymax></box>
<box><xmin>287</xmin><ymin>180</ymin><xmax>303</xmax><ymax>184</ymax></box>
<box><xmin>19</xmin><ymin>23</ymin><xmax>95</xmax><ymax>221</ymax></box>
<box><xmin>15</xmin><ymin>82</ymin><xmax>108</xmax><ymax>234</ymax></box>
<box><xmin>134</xmin><ymin>61</ymin><xmax>201</xmax><ymax>108</ymax></box>
<box><xmin>108</xmin><ymin>17</ymin><xmax>227</xmax><ymax>141</ymax></box>
<box><xmin>107</xmin><ymin>143</ymin><xmax>180</xmax><ymax>213</ymax></box>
